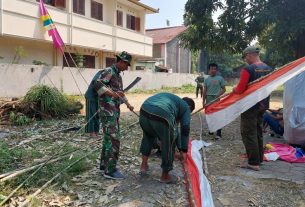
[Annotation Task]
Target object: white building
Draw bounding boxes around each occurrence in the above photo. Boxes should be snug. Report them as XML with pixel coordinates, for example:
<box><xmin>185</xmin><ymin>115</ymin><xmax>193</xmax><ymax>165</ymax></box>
<box><xmin>0</xmin><ymin>0</ymin><xmax>157</xmax><ymax>69</ymax></box>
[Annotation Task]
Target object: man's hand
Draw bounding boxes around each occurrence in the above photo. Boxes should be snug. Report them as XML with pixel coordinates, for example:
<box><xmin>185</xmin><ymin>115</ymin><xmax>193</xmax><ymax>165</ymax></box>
<box><xmin>180</xmin><ymin>152</ymin><xmax>187</xmax><ymax>162</ymax></box>
<box><xmin>127</xmin><ymin>103</ymin><xmax>134</xmax><ymax>111</ymax></box>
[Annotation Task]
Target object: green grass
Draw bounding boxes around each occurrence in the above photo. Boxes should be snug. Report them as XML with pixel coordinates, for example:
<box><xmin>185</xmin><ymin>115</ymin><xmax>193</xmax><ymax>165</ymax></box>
<box><xmin>129</xmin><ymin>84</ymin><xmax>235</xmax><ymax>94</ymax></box>
<box><xmin>0</xmin><ymin>141</ymin><xmax>42</xmax><ymax>174</ymax></box>
<box><xmin>0</xmin><ymin>140</ymin><xmax>98</xmax><ymax>198</ymax></box>
<box><xmin>130</xmin><ymin>84</ymin><xmax>196</xmax><ymax>94</ymax></box>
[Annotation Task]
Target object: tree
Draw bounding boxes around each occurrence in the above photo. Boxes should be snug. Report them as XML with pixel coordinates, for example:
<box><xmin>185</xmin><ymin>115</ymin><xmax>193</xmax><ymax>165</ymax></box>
<box><xmin>180</xmin><ymin>0</ymin><xmax>305</xmax><ymax>66</ymax></box>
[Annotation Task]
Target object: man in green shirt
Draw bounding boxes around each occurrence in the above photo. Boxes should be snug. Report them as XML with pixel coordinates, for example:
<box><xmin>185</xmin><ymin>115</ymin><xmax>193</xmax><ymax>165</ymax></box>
<box><xmin>195</xmin><ymin>73</ymin><xmax>205</xmax><ymax>98</ymax></box>
<box><xmin>139</xmin><ymin>93</ymin><xmax>195</xmax><ymax>184</ymax></box>
<box><xmin>202</xmin><ymin>63</ymin><xmax>226</xmax><ymax>139</ymax></box>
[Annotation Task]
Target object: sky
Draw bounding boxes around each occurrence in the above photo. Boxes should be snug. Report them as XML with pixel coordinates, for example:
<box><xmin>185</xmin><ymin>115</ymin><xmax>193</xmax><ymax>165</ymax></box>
<box><xmin>140</xmin><ymin>0</ymin><xmax>188</xmax><ymax>29</ymax></box>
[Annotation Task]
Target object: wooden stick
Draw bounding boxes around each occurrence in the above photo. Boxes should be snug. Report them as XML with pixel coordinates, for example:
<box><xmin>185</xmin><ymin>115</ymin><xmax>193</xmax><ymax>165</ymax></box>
<box><xmin>18</xmin><ymin>148</ymin><xmax>99</xmax><ymax>207</ymax></box>
<box><xmin>0</xmin><ymin>100</ymin><xmax>20</xmax><ymax>109</ymax></box>
<box><xmin>191</xmin><ymin>93</ymin><xmax>229</xmax><ymax>116</ymax></box>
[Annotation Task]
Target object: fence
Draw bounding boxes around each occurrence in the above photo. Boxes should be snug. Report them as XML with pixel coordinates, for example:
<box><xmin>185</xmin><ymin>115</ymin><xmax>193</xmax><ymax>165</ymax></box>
<box><xmin>0</xmin><ymin>64</ymin><xmax>197</xmax><ymax>97</ymax></box>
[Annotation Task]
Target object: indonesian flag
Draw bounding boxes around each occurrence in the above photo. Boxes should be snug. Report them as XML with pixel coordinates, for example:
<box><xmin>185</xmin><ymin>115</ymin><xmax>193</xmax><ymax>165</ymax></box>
<box><xmin>205</xmin><ymin>57</ymin><xmax>305</xmax><ymax>132</ymax></box>
<box><xmin>183</xmin><ymin>140</ymin><xmax>214</xmax><ymax>207</ymax></box>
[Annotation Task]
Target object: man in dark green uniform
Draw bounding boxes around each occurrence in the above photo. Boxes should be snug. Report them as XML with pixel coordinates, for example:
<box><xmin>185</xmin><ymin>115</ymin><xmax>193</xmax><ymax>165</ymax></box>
<box><xmin>195</xmin><ymin>72</ymin><xmax>205</xmax><ymax>98</ymax></box>
<box><xmin>139</xmin><ymin>93</ymin><xmax>195</xmax><ymax>184</ymax></box>
<box><xmin>85</xmin><ymin>70</ymin><xmax>102</xmax><ymax>137</ymax></box>
<box><xmin>94</xmin><ymin>51</ymin><xmax>134</xmax><ymax>180</ymax></box>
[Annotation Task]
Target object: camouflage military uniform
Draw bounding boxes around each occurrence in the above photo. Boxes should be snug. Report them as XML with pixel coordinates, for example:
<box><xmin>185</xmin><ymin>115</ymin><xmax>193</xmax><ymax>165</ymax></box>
<box><xmin>94</xmin><ymin>64</ymin><xmax>125</xmax><ymax>174</ymax></box>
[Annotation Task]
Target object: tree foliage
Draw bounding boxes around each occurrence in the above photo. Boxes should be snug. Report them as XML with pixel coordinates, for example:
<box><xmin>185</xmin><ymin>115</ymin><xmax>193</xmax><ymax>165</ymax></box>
<box><xmin>180</xmin><ymin>0</ymin><xmax>305</xmax><ymax>65</ymax></box>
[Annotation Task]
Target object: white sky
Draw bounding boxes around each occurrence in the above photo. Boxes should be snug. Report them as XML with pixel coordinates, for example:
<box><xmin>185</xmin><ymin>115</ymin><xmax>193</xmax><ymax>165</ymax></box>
<box><xmin>141</xmin><ymin>0</ymin><xmax>223</xmax><ymax>29</ymax></box>
<box><xmin>141</xmin><ymin>0</ymin><xmax>187</xmax><ymax>29</ymax></box>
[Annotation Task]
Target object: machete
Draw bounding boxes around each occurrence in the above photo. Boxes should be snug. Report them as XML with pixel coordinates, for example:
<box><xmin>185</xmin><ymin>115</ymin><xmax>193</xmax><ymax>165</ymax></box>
<box><xmin>123</xmin><ymin>77</ymin><xmax>141</xmax><ymax>92</ymax></box>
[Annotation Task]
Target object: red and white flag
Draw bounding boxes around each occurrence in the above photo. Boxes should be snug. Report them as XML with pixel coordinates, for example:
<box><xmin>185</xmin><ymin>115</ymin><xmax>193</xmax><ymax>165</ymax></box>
<box><xmin>183</xmin><ymin>140</ymin><xmax>214</xmax><ymax>207</ymax></box>
<box><xmin>205</xmin><ymin>57</ymin><xmax>305</xmax><ymax>132</ymax></box>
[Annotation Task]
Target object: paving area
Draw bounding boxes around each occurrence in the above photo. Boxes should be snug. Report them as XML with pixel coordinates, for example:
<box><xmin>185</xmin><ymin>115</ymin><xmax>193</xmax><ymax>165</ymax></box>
<box><xmin>240</xmin><ymin>135</ymin><xmax>305</xmax><ymax>185</ymax></box>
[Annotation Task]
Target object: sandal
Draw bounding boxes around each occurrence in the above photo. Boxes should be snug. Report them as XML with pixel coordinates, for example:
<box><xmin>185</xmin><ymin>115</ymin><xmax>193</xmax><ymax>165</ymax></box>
<box><xmin>139</xmin><ymin>166</ymin><xmax>149</xmax><ymax>177</ymax></box>
<box><xmin>139</xmin><ymin>170</ymin><xmax>149</xmax><ymax>177</ymax></box>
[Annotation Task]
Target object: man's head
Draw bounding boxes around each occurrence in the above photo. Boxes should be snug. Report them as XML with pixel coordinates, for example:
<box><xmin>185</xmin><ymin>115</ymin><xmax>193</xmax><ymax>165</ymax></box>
<box><xmin>242</xmin><ymin>46</ymin><xmax>260</xmax><ymax>64</ymax></box>
<box><xmin>182</xmin><ymin>97</ymin><xmax>195</xmax><ymax>112</ymax></box>
<box><xmin>116</xmin><ymin>51</ymin><xmax>132</xmax><ymax>71</ymax></box>
<box><xmin>208</xmin><ymin>63</ymin><xmax>218</xmax><ymax>76</ymax></box>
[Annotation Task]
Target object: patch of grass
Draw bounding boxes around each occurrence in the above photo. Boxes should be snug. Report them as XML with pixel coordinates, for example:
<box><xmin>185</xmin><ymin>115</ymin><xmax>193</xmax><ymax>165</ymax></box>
<box><xmin>130</xmin><ymin>84</ymin><xmax>235</xmax><ymax>95</ymax></box>
<box><xmin>9</xmin><ymin>112</ymin><xmax>31</xmax><ymax>126</ymax></box>
<box><xmin>130</xmin><ymin>84</ymin><xmax>196</xmax><ymax>94</ymax></box>
<box><xmin>0</xmin><ymin>141</ymin><xmax>42</xmax><ymax>174</ymax></box>
<box><xmin>0</xmin><ymin>140</ymin><xmax>97</xmax><ymax>197</ymax></box>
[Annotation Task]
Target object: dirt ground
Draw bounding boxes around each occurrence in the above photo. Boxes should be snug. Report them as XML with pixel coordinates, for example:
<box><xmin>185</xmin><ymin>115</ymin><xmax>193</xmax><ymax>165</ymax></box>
<box><xmin>121</xmin><ymin>93</ymin><xmax>305</xmax><ymax>207</ymax></box>
<box><xmin>1</xmin><ymin>93</ymin><xmax>305</xmax><ymax>207</ymax></box>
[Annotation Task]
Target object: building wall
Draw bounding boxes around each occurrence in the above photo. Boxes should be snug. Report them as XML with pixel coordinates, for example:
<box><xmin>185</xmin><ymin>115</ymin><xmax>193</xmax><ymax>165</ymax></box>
<box><xmin>152</xmin><ymin>44</ymin><xmax>162</xmax><ymax>58</ymax></box>
<box><xmin>179</xmin><ymin>45</ymin><xmax>191</xmax><ymax>73</ymax></box>
<box><xmin>0</xmin><ymin>36</ymin><xmax>54</xmax><ymax>65</ymax></box>
<box><xmin>0</xmin><ymin>63</ymin><xmax>197</xmax><ymax>97</ymax></box>
<box><xmin>166</xmin><ymin>37</ymin><xmax>191</xmax><ymax>73</ymax></box>
<box><xmin>0</xmin><ymin>0</ymin><xmax>153</xmax><ymax>63</ymax></box>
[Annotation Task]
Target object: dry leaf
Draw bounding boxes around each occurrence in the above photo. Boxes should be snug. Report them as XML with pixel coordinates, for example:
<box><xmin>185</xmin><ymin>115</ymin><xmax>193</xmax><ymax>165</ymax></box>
<box><xmin>98</xmin><ymin>195</ymin><xmax>109</xmax><ymax>204</ymax></box>
<box><xmin>106</xmin><ymin>183</ymin><xmax>119</xmax><ymax>195</ymax></box>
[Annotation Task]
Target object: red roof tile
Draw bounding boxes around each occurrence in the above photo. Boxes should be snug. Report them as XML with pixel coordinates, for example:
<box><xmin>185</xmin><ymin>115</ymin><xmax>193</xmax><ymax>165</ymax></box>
<box><xmin>146</xmin><ymin>26</ymin><xmax>187</xmax><ymax>44</ymax></box>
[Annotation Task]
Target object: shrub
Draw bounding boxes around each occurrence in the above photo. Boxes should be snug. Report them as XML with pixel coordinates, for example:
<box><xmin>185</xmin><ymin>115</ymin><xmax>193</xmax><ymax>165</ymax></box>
<box><xmin>23</xmin><ymin>85</ymin><xmax>69</xmax><ymax>116</ymax></box>
<box><xmin>9</xmin><ymin>112</ymin><xmax>31</xmax><ymax>126</ymax></box>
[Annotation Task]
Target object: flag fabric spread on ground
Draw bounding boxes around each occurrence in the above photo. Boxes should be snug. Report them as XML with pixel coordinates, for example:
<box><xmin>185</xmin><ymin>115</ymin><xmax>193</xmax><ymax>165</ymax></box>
<box><xmin>39</xmin><ymin>0</ymin><xmax>64</xmax><ymax>51</ymax></box>
<box><xmin>265</xmin><ymin>143</ymin><xmax>305</xmax><ymax>163</ymax></box>
<box><xmin>184</xmin><ymin>140</ymin><xmax>214</xmax><ymax>207</ymax></box>
<box><xmin>205</xmin><ymin>57</ymin><xmax>305</xmax><ymax>132</ymax></box>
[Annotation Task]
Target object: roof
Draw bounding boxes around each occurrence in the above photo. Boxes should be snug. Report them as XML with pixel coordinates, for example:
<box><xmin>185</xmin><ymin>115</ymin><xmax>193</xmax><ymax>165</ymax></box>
<box><xmin>127</xmin><ymin>0</ymin><xmax>159</xmax><ymax>14</ymax></box>
<box><xmin>146</xmin><ymin>26</ymin><xmax>187</xmax><ymax>44</ymax></box>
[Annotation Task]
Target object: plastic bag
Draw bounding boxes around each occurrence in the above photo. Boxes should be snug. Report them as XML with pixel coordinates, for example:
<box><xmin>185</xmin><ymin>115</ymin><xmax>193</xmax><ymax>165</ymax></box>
<box><xmin>283</xmin><ymin>71</ymin><xmax>305</xmax><ymax>145</ymax></box>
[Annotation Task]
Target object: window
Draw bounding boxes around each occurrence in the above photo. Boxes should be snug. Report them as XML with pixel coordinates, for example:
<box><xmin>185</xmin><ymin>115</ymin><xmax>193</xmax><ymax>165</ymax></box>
<box><xmin>91</xmin><ymin>1</ymin><xmax>103</xmax><ymax>21</ymax></box>
<box><xmin>126</xmin><ymin>14</ymin><xmax>140</xmax><ymax>31</ymax></box>
<box><xmin>117</xmin><ymin>10</ymin><xmax>123</xmax><ymax>26</ymax></box>
<box><xmin>106</xmin><ymin>58</ymin><xmax>116</xmax><ymax>67</ymax></box>
<box><xmin>63</xmin><ymin>53</ymin><xmax>95</xmax><ymax>69</ymax></box>
<box><xmin>37</xmin><ymin>0</ymin><xmax>65</xmax><ymax>8</ymax></box>
<box><xmin>73</xmin><ymin>0</ymin><xmax>85</xmax><ymax>15</ymax></box>
<box><xmin>126</xmin><ymin>14</ymin><xmax>135</xmax><ymax>30</ymax></box>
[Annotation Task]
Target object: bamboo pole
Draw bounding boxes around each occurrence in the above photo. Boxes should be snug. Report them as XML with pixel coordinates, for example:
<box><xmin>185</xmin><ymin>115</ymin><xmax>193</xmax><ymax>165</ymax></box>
<box><xmin>0</xmin><ymin>155</ymin><xmax>69</xmax><ymax>182</ymax></box>
<box><xmin>18</xmin><ymin>148</ymin><xmax>99</xmax><ymax>207</ymax></box>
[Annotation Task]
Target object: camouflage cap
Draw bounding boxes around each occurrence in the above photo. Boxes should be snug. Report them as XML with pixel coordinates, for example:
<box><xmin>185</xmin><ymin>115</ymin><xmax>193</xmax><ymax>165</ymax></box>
<box><xmin>116</xmin><ymin>51</ymin><xmax>132</xmax><ymax>66</ymax></box>
<box><xmin>242</xmin><ymin>46</ymin><xmax>260</xmax><ymax>58</ymax></box>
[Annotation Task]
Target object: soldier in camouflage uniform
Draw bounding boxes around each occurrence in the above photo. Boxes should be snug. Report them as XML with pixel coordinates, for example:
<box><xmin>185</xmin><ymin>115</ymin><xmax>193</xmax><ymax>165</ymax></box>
<box><xmin>94</xmin><ymin>51</ymin><xmax>134</xmax><ymax>180</ymax></box>
<box><xmin>195</xmin><ymin>72</ymin><xmax>205</xmax><ymax>98</ymax></box>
